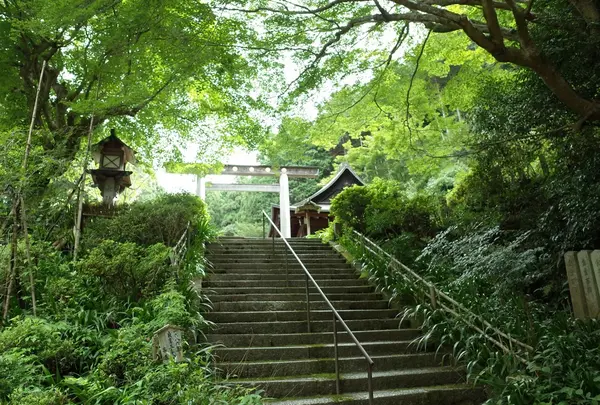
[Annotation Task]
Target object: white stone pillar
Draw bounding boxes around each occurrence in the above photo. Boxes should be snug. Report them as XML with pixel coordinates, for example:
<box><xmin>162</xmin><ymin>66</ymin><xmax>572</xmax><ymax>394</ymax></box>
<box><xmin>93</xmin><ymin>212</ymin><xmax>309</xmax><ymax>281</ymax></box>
<box><xmin>279</xmin><ymin>170</ymin><xmax>291</xmax><ymax>238</ymax></box>
<box><xmin>196</xmin><ymin>176</ymin><xmax>206</xmax><ymax>201</ymax></box>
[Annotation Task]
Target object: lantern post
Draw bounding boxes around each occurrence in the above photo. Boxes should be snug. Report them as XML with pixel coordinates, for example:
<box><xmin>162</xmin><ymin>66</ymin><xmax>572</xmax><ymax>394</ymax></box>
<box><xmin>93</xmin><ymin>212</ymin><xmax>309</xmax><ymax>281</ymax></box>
<box><xmin>89</xmin><ymin>129</ymin><xmax>136</xmax><ymax>206</ymax></box>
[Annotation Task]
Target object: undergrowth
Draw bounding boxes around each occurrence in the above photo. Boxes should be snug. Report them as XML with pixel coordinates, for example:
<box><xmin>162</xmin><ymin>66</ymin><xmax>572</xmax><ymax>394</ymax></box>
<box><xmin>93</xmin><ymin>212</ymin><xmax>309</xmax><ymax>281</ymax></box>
<box><xmin>331</xmin><ymin>179</ymin><xmax>600</xmax><ymax>404</ymax></box>
<box><xmin>340</xmin><ymin>230</ymin><xmax>600</xmax><ymax>405</ymax></box>
<box><xmin>0</xmin><ymin>193</ymin><xmax>262</xmax><ymax>404</ymax></box>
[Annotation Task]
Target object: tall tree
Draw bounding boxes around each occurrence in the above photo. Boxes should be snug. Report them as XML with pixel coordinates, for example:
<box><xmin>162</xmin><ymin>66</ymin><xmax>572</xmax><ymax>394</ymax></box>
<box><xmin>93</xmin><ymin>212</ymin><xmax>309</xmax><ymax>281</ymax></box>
<box><xmin>225</xmin><ymin>0</ymin><xmax>600</xmax><ymax>126</ymax></box>
<box><xmin>0</xmin><ymin>0</ymin><xmax>261</xmax><ymax>178</ymax></box>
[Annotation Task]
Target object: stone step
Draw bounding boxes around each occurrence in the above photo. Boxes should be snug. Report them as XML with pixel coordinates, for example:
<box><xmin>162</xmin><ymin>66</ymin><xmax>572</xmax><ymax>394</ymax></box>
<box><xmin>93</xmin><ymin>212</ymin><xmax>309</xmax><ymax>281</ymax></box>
<box><xmin>212</xmin><ymin>318</ymin><xmax>404</xmax><ymax>334</ymax></box>
<box><xmin>208</xmin><ymin>253</ymin><xmax>341</xmax><ymax>260</ymax></box>
<box><xmin>207</xmin><ymin>266</ymin><xmax>356</xmax><ymax>274</ymax></box>
<box><xmin>218</xmin><ymin>353</ymin><xmax>444</xmax><ymax>378</ymax></box>
<box><xmin>206</xmin><ymin>292</ymin><xmax>383</xmax><ymax>302</ymax></box>
<box><xmin>207</xmin><ymin>329</ymin><xmax>421</xmax><ymax>347</ymax></box>
<box><xmin>209</xmin><ymin>248</ymin><xmax>338</xmax><ymax>254</ymax></box>
<box><xmin>207</xmin><ymin>273</ymin><xmax>360</xmax><ymax>281</ymax></box>
<box><xmin>214</xmin><ymin>340</ymin><xmax>418</xmax><ymax>362</ymax></box>
<box><xmin>212</xmin><ymin>236</ymin><xmax>323</xmax><ymax>241</ymax></box>
<box><xmin>203</xmin><ymin>279</ymin><xmax>369</xmax><ymax>288</ymax></box>
<box><xmin>205</xmin><ymin>239</ymin><xmax>484</xmax><ymax>404</ymax></box>
<box><xmin>210</xmin><ymin>300</ymin><xmax>390</xmax><ymax>312</ymax></box>
<box><xmin>236</xmin><ymin>367</ymin><xmax>465</xmax><ymax>398</ymax></box>
<box><xmin>208</xmin><ymin>258</ymin><xmax>347</xmax><ymax>265</ymax></box>
<box><xmin>209</xmin><ymin>247</ymin><xmax>335</xmax><ymax>254</ymax></box>
<box><xmin>208</xmin><ymin>243</ymin><xmax>328</xmax><ymax>250</ymax></box>
<box><xmin>204</xmin><ymin>285</ymin><xmax>375</xmax><ymax>295</ymax></box>
<box><xmin>206</xmin><ymin>309</ymin><xmax>397</xmax><ymax>323</ymax></box>
<box><xmin>262</xmin><ymin>385</ymin><xmax>485</xmax><ymax>405</ymax></box>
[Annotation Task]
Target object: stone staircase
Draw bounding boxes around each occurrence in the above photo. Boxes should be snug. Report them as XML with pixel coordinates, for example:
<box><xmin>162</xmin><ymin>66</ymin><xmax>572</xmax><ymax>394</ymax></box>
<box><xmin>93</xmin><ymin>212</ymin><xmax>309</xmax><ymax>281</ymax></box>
<box><xmin>202</xmin><ymin>237</ymin><xmax>485</xmax><ymax>405</ymax></box>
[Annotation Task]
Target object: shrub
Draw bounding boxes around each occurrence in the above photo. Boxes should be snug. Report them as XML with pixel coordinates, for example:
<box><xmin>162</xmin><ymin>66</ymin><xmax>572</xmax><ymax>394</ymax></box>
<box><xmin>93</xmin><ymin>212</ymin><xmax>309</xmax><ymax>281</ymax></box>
<box><xmin>78</xmin><ymin>241</ymin><xmax>171</xmax><ymax>301</ymax></box>
<box><xmin>0</xmin><ymin>318</ymin><xmax>80</xmax><ymax>376</ymax></box>
<box><xmin>0</xmin><ymin>349</ymin><xmax>43</xmax><ymax>401</ymax></box>
<box><xmin>83</xmin><ymin>193</ymin><xmax>207</xmax><ymax>248</ymax></box>
<box><xmin>96</xmin><ymin>324</ymin><xmax>152</xmax><ymax>386</ymax></box>
<box><xmin>331</xmin><ymin>180</ymin><xmax>440</xmax><ymax>261</ymax></box>
<box><xmin>330</xmin><ymin>185</ymin><xmax>371</xmax><ymax>233</ymax></box>
<box><xmin>8</xmin><ymin>387</ymin><xmax>70</xmax><ymax>405</ymax></box>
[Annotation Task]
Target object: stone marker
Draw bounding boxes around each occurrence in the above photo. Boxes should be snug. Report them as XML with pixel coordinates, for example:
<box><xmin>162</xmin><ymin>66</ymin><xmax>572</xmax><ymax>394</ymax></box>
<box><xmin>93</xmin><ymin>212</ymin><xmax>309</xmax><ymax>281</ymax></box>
<box><xmin>577</xmin><ymin>250</ymin><xmax>600</xmax><ymax>318</ymax></box>
<box><xmin>564</xmin><ymin>251</ymin><xmax>588</xmax><ymax>319</ymax></box>
<box><xmin>153</xmin><ymin>324</ymin><xmax>185</xmax><ymax>363</ymax></box>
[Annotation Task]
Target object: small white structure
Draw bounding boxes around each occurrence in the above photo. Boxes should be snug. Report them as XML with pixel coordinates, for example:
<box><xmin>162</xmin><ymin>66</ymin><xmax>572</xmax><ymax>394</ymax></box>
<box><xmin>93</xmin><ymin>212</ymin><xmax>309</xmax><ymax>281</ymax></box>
<box><xmin>153</xmin><ymin>324</ymin><xmax>185</xmax><ymax>363</ymax></box>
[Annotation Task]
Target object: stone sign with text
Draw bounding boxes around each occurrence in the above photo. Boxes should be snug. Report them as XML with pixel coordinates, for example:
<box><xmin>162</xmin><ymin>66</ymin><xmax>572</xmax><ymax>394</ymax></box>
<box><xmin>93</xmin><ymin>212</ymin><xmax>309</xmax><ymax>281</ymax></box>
<box><xmin>565</xmin><ymin>251</ymin><xmax>600</xmax><ymax>319</ymax></box>
<box><xmin>153</xmin><ymin>324</ymin><xmax>185</xmax><ymax>363</ymax></box>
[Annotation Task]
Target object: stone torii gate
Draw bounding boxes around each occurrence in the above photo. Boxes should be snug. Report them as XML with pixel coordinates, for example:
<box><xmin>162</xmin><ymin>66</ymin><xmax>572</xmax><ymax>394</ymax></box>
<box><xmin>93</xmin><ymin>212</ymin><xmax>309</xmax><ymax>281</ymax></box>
<box><xmin>197</xmin><ymin>165</ymin><xmax>319</xmax><ymax>238</ymax></box>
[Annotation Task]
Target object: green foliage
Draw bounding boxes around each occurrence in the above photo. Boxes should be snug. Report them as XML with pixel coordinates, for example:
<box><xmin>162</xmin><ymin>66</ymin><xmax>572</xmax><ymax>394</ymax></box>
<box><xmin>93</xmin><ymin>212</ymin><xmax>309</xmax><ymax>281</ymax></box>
<box><xmin>332</xmin><ymin>180</ymin><xmax>439</xmax><ymax>238</ymax></box>
<box><xmin>0</xmin><ymin>350</ymin><xmax>44</xmax><ymax>401</ymax></box>
<box><xmin>78</xmin><ymin>241</ymin><xmax>171</xmax><ymax>301</ymax></box>
<box><xmin>0</xmin><ymin>318</ymin><xmax>79</xmax><ymax>375</ymax></box>
<box><xmin>331</xmin><ymin>180</ymin><xmax>440</xmax><ymax>263</ymax></box>
<box><xmin>0</xmin><ymin>193</ymin><xmax>257</xmax><ymax>404</ymax></box>
<box><xmin>342</xmin><ymin>231</ymin><xmax>600</xmax><ymax>404</ymax></box>
<box><xmin>206</xmin><ymin>186</ymin><xmax>278</xmax><ymax>237</ymax></box>
<box><xmin>509</xmin><ymin>319</ymin><xmax>600</xmax><ymax>405</ymax></box>
<box><xmin>419</xmin><ymin>227</ymin><xmax>547</xmax><ymax>302</ymax></box>
<box><xmin>0</xmin><ymin>0</ymin><xmax>266</xmax><ymax>171</ymax></box>
<box><xmin>84</xmin><ymin>193</ymin><xmax>207</xmax><ymax>247</ymax></box>
<box><xmin>8</xmin><ymin>387</ymin><xmax>70</xmax><ymax>405</ymax></box>
<box><xmin>329</xmin><ymin>185</ymin><xmax>371</xmax><ymax>233</ymax></box>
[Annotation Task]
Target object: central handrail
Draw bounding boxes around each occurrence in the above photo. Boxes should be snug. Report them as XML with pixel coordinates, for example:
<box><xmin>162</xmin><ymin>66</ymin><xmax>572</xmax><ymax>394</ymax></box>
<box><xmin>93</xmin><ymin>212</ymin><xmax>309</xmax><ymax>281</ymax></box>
<box><xmin>262</xmin><ymin>211</ymin><xmax>375</xmax><ymax>404</ymax></box>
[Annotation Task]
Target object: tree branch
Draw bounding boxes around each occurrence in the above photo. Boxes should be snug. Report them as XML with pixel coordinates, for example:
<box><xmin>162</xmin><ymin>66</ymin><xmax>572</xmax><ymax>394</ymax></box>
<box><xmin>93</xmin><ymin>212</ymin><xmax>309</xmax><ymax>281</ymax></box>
<box><xmin>99</xmin><ymin>77</ymin><xmax>174</xmax><ymax>119</ymax></box>
<box><xmin>482</xmin><ymin>0</ymin><xmax>505</xmax><ymax>46</ymax></box>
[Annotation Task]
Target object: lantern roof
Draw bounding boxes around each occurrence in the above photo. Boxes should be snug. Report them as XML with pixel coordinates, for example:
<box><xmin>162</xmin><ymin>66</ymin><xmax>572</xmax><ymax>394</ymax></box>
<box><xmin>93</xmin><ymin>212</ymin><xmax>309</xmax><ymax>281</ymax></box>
<box><xmin>92</xmin><ymin>129</ymin><xmax>136</xmax><ymax>166</ymax></box>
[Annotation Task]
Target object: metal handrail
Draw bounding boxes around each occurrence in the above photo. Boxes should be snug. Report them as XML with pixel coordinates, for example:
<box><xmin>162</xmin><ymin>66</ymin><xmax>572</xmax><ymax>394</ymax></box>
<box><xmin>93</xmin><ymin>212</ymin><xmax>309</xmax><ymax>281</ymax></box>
<box><xmin>349</xmin><ymin>230</ymin><xmax>533</xmax><ymax>364</ymax></box>
<box><xmin>262</xmin><ymin>211</ymin><xmax>375</xmax><ymax>404</ymax></box>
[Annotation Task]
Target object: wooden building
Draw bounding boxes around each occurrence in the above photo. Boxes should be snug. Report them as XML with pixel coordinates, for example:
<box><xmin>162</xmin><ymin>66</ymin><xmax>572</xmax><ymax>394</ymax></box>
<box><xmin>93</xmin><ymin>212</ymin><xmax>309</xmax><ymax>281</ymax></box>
<box><xmin>269</xmin><ymin>164</ymin><xmax>364</xmax><ymax>237</ymax></box>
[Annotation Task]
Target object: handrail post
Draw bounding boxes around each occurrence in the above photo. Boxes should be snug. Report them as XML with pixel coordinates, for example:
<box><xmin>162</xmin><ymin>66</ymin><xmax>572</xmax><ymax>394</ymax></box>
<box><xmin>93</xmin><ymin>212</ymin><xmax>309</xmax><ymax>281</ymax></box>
<box><xmin>429</xmin><ymin>284</ymin><xmax>437</xmax><ymax>309</ymax></box>
<box><xmin>285</xmin><ymin>244</ymin><xmax>289</xmax><ymax>287</ymax></box>
<box><xmin>262</xmin><ymin>214</ymin><xmax>266</xmax><ymax>239</ymax></box>
<box><xmin>368</xmin><ymin>362</ymin><xmax>374</xmax><ymax>405</ymax></box>
<box><xmin>333</xmin><ymin>312</ymin><xmax>340</xmax><ymax>395</ymax></box>
<box><xmin>305</xmin><ymin>274</ymin><xmax>311</xmax><ymax>333</ymax></box>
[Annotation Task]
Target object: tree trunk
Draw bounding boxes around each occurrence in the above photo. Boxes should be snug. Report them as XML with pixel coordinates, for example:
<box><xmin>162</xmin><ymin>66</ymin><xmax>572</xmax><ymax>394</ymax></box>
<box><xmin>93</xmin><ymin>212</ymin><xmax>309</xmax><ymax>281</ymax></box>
<box><xmin>568</xmin><ymin>0</ymin><xmax>600</xmax><ymax>36</ymax></box>
<box><xmin>528</xmin><ymin>55</ymin><xmax>600</xmax><ymax>121</ymax></box>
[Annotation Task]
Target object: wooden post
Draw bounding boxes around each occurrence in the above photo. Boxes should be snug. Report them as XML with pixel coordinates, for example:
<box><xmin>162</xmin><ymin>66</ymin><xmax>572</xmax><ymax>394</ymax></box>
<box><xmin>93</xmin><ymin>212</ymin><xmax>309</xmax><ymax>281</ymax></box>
<box><xmin>19</xmin><ymin>196</ymin><xmax>36</xmax><ymax>316</ymax></box>
<box><xmin>3</xmin><ymin>207</ymin><xmax>19</xmax><ymax>320</ymax></box>
<box><xmin>73</xmin><ymin>78</ymin><xmax>100</xmax><ymax>261</ymax></box>
<box><xmin>577</xmin><ymin>250</ymin><xmax>600</xmax><ymax>318</ymax></box>
<box><xmin>565</xmin><ymin>251</ymin><xmax>588</xmax><ymax>319</ymax></box>
<box><xmin>14</xmin><ymin>60</ymin><xmax>46</xmax><ymax>315</ymax></box>
<box><xmin>429</xmin><ymin>285</ymin><xmax>437</xmax><ymax>309</ymax></box>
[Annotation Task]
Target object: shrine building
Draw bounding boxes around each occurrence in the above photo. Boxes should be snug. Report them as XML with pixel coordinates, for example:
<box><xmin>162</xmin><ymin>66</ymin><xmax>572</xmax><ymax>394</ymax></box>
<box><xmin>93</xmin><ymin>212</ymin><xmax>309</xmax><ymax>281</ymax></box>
<box><xmin>269</xmin><ymin>163</ymin><xmax>364</xmax><ymax>237</ymax></box>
